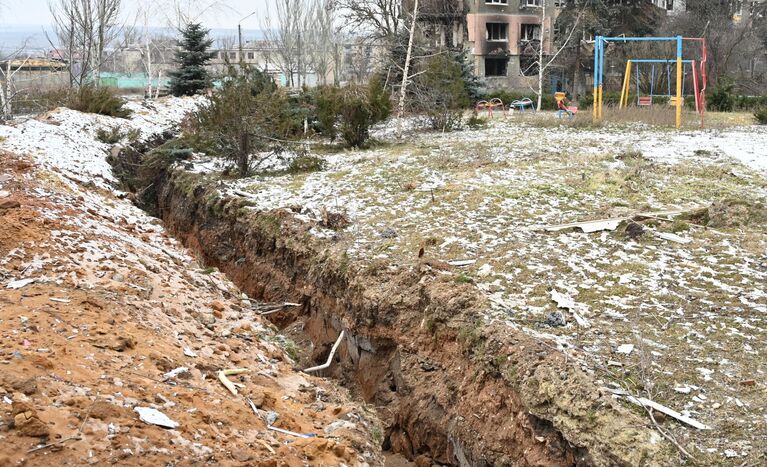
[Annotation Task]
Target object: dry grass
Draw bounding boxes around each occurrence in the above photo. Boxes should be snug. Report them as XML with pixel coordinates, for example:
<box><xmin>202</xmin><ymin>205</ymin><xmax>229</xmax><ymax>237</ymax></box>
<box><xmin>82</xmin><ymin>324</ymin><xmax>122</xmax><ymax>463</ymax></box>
<box><xmin>510</xmin><ymin>105</ymin><xmax>756</xmax><ymax>130</ymax></box>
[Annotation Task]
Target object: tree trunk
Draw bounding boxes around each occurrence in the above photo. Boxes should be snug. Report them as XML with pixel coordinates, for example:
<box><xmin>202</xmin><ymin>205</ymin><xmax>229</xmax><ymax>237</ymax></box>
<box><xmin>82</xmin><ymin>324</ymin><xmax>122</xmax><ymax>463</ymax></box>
<box><xmin>397</xmin><ymin>0</ymin><xmax>418</xmax><ymax>137</ymax></box>
<box><xmin>572</xmin><ymin>37</ymin><xmax>583</xmax><ymax>100</ymax></box>
<box><xmin>146</xmin><ymin>42</ymin><xmax>153</xmax><ymax>98</ymax></box>
<box><xmin>238</xmin><ymin>130</ymin><xmax>250</xmax><ymax>177</ymax></box>
<box><xmin>536</xmin><ymin>0</ymin><xmax>546</xmax><ymax>111</ymax></box>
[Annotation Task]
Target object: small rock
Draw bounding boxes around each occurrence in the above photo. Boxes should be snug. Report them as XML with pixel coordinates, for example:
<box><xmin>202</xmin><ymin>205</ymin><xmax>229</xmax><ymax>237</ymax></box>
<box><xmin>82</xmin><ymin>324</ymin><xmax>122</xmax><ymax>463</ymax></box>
<box><xmin>231</xmin><ymin>449</ymin><xmax>253</xmax><ymax>462</ymax></box>
<box><xmin>324</xmin><ymin>419</ymin><xmax>356</xmax><ymax>434</ymax></box>
<box><xmin>12</xmin><ymin>402</ymin><xmax>49</xmax><ymax>437</ymax></box>
<box><xmin>546</xmin><ymin>311</ymin><xmax>565</xmax><ymax>327</ymax></box>
<box><xmin>0</xmin><ymin>191</ymin><xmax>10</xmax><ymax>198</ymax></box>
<box><xmin>624</xmin><ymin>221</ymin><xmax>645</xmax><ymax>240</ymax></box>
<box><xmin>210</xmin><ymin>301</ymin><xmax>225</xmax><ymax>312</ymax></box>
<box><xmin>380</xmin><ymin>228</ymin><xmax>398</xmax><ymax>239</ymax></box>
<box><xmin>0</xmin><ymin>199</ymin><xmax>20</xmax><ymax>209</ymax></box>
<box><xmin>249</xmin><ymin>389</ymin><xmax>266</xmax><ymax>408</ymax></box>
<box><xmin>111</xmin><ymin>336</ymin><xmax>136</xmax><ymax>352</ymax></box>
<box><xmin>740</xmin><ymin>379</ymin><xmax>756</xmax><ymax>387</ymax></box>
<box><xmin>477</xmin><ymin>264</ymin><xmax>493</xmax><ymax>277</ymax></box>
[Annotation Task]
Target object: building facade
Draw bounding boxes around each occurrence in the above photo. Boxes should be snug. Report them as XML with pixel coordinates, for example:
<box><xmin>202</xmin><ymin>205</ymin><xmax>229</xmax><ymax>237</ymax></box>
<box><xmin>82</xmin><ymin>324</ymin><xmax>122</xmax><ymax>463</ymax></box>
<box><xmin>408</xmin><ymin>0</ymin><xmax>563</xmax><ymax>91</ymax></box>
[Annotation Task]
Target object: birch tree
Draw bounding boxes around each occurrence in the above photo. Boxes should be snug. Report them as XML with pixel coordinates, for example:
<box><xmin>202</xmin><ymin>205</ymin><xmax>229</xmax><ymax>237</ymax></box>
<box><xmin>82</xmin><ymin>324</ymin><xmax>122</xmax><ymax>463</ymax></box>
<box><xmin>307</xmin><ymin>0</ymin><xmax>338</xmax><ymax>86</ymax></box>
<box><xmin>0</xmin><ymin>53</ymin><xmax>31</xmax><ymax>120</ymax></box>
<box><xmin>519</xmin><ymin>1</ymin><xmax>582</xmax><ymax>110</ymax></box>
<box><xmin>396</xmin><ymin>0</ymin><xmax>418</xmax><ymax>136</ymax></box>
<box><xmin>49</xmin><ymin>0</ymin><xmax>123</xmax><ymax>87</ymax></box>
<box><xmin>262</xmin><ymin>0</ymin><xmax>309</xmax><ymax>88</ymax></box>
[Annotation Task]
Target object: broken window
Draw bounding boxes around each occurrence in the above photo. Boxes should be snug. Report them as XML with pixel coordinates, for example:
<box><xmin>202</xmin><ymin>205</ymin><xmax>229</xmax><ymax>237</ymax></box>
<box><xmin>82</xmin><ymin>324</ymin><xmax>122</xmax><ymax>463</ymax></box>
<box><xmin>523</xmin><ymin>0</ymin><xmax>542</xmax><ymax>6</ymax></box>
<box><xmin>228</xmin><ymin>52</ymin><xmax>237</xmax><ymax>60</ymax></box>
<box><xmin>520</xmin><ymin>24</ymin><xmax>541</xmax><ymax>42</ymax></box>
<box><xmin>247</xmin><ymin>52</ymin><xmax>255</xmax><ymax>60</ymax></box>
<box><xmin>520</xmin><ymin>54</ymin><xmax>539</xmax><ymax>76</ymax></box>
<box><xmin>485</xmin><ymin>0</ymin><xmax>508</xmax><ymax>4</ymax></box>
<box><xmin>486</xmin><ymin>23</ymin><xmax>508</xmax><ymax>42</ymax></box>
<box><xmin>485</xmin><ymin>57</ymin><xmax>508</xmax><ymax>77</ymax></box>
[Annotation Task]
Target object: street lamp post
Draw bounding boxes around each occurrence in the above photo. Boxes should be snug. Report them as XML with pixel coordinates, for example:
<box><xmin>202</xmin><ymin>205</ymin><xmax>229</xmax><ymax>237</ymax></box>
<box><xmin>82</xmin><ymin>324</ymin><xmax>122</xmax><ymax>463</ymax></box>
<box><xmin>238</xmin><ymin>11</ymin><xmax>257</xmax><ymax>69</ymax></box>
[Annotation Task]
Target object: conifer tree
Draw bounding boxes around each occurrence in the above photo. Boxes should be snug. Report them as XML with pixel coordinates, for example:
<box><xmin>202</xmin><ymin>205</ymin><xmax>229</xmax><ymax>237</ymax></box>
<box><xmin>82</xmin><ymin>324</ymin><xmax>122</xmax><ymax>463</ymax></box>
<box><xmin>169</xmin><ymin>23</ymin><xmax>215</xmax><ymax>96</ymax></box>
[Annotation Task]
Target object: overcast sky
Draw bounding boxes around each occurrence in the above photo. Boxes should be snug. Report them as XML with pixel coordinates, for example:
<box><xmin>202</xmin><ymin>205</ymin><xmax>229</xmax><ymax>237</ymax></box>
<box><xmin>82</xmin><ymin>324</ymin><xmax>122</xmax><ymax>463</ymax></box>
<box><xmin>1</xmin><ymin>0</ymin><xmax>272</xmax><ymax>29</ymax></box>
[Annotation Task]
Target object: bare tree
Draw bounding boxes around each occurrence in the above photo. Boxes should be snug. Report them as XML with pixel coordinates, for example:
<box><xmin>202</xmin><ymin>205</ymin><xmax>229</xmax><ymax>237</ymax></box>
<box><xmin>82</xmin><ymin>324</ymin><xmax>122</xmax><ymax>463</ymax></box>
<box><xmin>527</xmin><ymin>4</ymin><xmax>583</xmax><ymax>110</ymax></box>
<box><xmin>661</xmin><ymin>0</ymin><xmax>766</xmax><ymax>90</ymax></box>
<box><xmin>160</xmin><ymin>0</ymin><xmax>229</xmax><ymax>30</ymax></box>
<box><xmin>262</xmin><ymin>0</ymin><xmax>310</xmax><ymax>88</ymax></box>
<box><xmin>0</xmin><ymin>48</ymin><xmax>31</xmax><ymax>120</ymax></box>
<box><xmin>49</xmin><ymin>0</ymin><xmax>123</xmax><ymax>87</ymax></box>
<box><xmin>333</xmin><ymin>0</ymin><xmax>401</xmax><ymax>41</ymax></box>
<box><xmin>133</xmin><ymin>1</ymin><xmax>175</xmax><ymax>98</ymax></box>
<box><xmin>306</xmin><ymin>0</ymin><xmax>339</xmax><ymax>86</ymax></box>
<box><xmin>396</xmin><ymin>0</ymin><xmax>418</xmax><ymax>136</ymax></box>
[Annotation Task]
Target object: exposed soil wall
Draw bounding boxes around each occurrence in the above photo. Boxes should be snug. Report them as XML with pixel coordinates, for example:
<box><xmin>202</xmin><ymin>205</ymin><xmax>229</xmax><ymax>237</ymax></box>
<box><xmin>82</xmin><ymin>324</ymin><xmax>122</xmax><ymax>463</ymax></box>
<box><xmin>152</xmin><ymin>168</ymin><xmax>673</xmax><ymax>466</ymax></box>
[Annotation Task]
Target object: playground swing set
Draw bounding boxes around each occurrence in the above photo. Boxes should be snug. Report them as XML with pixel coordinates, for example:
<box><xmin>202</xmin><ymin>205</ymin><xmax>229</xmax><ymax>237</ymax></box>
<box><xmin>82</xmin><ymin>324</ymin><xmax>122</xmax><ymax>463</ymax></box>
<box><xmin>472</xmin><ymin>36</ymin><xmax>707</xmax><ymax>127</ymax></box>
<box><xmin>592</xmin><ymin>35</ymin><xmax>708</xmax><ymax>128</ymax></box>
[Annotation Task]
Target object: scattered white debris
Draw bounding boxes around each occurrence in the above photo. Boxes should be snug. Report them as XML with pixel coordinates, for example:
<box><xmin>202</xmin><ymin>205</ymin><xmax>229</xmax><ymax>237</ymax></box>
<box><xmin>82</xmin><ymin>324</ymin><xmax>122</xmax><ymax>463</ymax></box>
<box><xmin>616</xmin><ymin>344</ymin><xmax>635</xmax><ymax>355</ymax></box>
<box><xmin>163</xmin><ymin>367</ymin><xmax>189</xmax><ymax>380</ymax></box>
<box><xmin>6</xmin><ymin>278</ymin><xmax>35</xmax><ymax>289</ymax></box>
<box><xmin>134</xmin><ymin>407</ymin><xmax>179</xmax><ymax>429</ymax></box>
<box><xmin>550</xmin><ymin>290</ymin><xmax>591</xmax><ymax>328</ymax></box>
<box><xmin>606</xmin><ymin>388</ymin><xmax>711</xmax><ymax>430</ymax></box>
<box><xmin>543</xmin><ymin>218</ymin><xmax>623</xmax><ymax>233</ymax></box>
<box><xmin>183</xmin><ymin>347</ymin><xmax>198</xmax><ymax>358</ymax></box>
<box><xmin>697</xmin><ymin>367</ymin><xmax>715</xmax><ymax>382</ymax></box>
<box><xmin>674</xmin><ymin>386</ymin><xmax>692</xmax><ymax>394</ymax></box>
<box><xmin>653</xmin><ymin>231</ymin><xmax>691</xmax><ymax>245</ymax></box>
<box><xmin>448</xmin><ymin>259</ymin><xmax>477</xmax><ymax>267</ymax></box>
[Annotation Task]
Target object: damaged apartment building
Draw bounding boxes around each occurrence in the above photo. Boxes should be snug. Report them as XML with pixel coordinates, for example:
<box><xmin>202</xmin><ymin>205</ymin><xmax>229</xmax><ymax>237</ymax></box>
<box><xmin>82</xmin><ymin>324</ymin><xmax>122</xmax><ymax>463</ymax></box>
<box><xmin>408</xmin><ymin>0</ymin><xmax>564</xmax><ymax>91</ymax></box>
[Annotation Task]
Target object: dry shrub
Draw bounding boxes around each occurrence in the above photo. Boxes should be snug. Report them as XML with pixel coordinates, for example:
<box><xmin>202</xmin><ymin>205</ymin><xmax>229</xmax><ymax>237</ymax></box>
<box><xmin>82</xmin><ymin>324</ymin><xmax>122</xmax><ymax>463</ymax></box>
<box><xmin>683</xmin><ymin>198</ymin><xmax>767</xmax><ymax>228</ymax></box>
<box><xmin>319</xmin><ymin>207</ymin><xmax>350</xmax><ymax>230</ymax></box>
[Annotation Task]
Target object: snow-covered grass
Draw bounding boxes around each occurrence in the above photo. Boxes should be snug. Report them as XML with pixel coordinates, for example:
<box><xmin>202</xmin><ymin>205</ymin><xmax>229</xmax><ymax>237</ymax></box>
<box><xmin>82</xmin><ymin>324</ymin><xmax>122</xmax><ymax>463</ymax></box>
<box><xmin>200</xmin><ymin>113</ymin><xmax>767</xmax><ymax>463</ymax></box>
<box><xmin>0</xmin><ymin>96</ymin><xmax>203</xmax><ymax>189</ymax></box>
<box><xmin>3</xmin><ymin>98</ymin><xmax>764</xmax><ymax>462</ymax></box>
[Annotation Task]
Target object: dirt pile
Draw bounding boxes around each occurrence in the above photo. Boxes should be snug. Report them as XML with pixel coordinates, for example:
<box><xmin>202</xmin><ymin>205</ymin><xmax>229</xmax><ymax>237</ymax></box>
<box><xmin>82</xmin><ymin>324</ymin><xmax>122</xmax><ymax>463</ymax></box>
<box><xmin>0</xmin><ymin>154</ymin><xmax>382</xmax><ymax>466</ymax></box>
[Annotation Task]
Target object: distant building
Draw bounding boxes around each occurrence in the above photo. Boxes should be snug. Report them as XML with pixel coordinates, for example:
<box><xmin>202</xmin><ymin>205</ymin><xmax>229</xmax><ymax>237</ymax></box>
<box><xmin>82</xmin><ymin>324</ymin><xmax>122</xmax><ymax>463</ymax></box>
<box><xmin>0</xmin><ymin>57</ymin><xmax>69</xmax><ymax>90</ymax></box>
<box><xmin>405</xmin><ymin>0</ymin><xmax>564</xmax><ymax>91</ymax></box>
<box><xmin>651</xmin><ymin>0</ymin><xmax>686</xmax><ymax>15</ymax></box>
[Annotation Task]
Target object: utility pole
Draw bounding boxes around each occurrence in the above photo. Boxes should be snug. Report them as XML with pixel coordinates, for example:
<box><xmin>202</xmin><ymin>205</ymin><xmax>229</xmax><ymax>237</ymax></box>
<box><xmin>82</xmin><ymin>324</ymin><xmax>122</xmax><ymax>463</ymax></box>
<box><xmin>238</xmin><ymin>11</ymin><xmax>257</xmax><ymax>70</ymax></box>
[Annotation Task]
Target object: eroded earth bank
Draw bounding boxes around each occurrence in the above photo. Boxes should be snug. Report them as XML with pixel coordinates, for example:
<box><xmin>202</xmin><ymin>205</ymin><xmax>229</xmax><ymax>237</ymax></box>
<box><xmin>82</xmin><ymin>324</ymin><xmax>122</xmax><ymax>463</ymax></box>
<box><xmin>9</xmin><ymin>96</ymin><xmax>766</xmax><ymax>466</ymax></box>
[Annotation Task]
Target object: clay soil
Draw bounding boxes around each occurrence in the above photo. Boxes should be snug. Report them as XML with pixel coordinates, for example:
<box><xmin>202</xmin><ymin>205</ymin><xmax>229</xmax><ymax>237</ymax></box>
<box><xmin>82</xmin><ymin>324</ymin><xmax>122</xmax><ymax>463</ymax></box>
<box><xmin>0</xmin><ymin>153</ymin><xmax>381</xmax><ymax>466</ymax></box>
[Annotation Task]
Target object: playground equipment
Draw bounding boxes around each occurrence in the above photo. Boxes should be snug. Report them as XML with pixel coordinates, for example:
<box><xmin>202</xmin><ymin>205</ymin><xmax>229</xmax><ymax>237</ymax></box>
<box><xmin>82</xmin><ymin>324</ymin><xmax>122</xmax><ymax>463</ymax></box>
<box><xmin>555</xmin><ymin>92</ymin><xmax>578</xmax><ymax>121</ymax></box>
<box><xmin>592</xmin><ymin>36</ymin><xmax>708</xmax><ymax>128</ymax></box>
<box><xmin>618</xmin><ymin>60</ymin><xmax>702</xmax><ymax>112</ymax></box>
<box><xmin>475</xmin><ymin>98</ymin><xmax>507</xmax><ymax>118</ymax></box>
<box><xmin>510</xmin><ymin>98</ymin><xmax>535</xmax><ymax>112</ymax></box>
